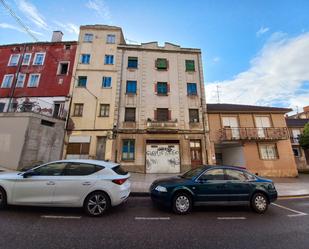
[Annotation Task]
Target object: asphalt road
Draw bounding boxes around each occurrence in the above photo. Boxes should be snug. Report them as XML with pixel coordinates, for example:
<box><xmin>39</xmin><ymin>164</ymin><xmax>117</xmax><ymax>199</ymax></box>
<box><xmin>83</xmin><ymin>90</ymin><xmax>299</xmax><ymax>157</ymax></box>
<box><xmin>0</xmin><ymin>197</ymin><xmax>309</xmax><ymax>249</ymax></box>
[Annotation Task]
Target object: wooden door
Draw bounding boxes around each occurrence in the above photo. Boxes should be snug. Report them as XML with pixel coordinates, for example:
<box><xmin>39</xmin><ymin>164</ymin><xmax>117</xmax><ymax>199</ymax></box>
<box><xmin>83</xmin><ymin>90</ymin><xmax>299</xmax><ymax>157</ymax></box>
<box><xmin>190</xmin><ymin>140</ymin><xmax>202</xmax><ymax>167</ymax></box>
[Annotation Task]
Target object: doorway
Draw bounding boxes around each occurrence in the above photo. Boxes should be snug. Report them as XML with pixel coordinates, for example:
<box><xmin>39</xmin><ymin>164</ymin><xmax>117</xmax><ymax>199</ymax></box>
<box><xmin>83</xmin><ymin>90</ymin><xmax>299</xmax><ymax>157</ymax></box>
<box><xmin>190</xmin><ymin>140</ymin><xmax>202</xmax><ymax>167</ymax></box>
<box><xmin>96</xmin><ymin>137</ymin><xmax>107</xmax><ymax>160</ymax></box>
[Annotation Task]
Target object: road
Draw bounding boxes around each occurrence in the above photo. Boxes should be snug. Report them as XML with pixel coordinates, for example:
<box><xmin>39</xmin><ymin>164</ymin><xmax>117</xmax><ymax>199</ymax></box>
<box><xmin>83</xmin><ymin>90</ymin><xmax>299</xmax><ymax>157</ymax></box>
<box><xmin>0</xmin><ymin>197</ymin><xmax>309</xmax><ymax>249</ymax></box>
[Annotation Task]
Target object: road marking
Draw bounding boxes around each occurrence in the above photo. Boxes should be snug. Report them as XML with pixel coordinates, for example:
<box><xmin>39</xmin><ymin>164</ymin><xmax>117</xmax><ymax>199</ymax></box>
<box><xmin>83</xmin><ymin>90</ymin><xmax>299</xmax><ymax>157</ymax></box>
<box><xmin>272</xmin><ymin>203</ymin><xmax>308</xmax><ymax>217</ymax></box>
<box><xmin>41</xmin><ymin>215</ymin><xmax>81</xmax><ymax>219</ymax></box>
<box><xmin>135</xmin><ymin>217</ymin><xmax>170</xmax><ymax>220</ymax></box>
<box><xmin>217</xmin><ymin>217</ymin><xmax>247</xmax><ymax>220</ymax></box>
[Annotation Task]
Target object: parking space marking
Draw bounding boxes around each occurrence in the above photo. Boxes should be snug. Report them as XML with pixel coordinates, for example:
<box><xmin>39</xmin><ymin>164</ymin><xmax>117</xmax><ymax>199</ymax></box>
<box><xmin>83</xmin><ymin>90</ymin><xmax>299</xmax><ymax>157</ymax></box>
<box><xmin>41</xmin><ymin>215</ymin><xmax>82</xmax><ymax>219</ymax></box>
<box><xmin>272</xmin><ymin>203</ymin><xmax>308</xmax><ymax>217</ymax></box>
<box><xmin>135</xmin><ymin>217</ymin><xmax>170</xmax><ymax>220</ymax></box>
<box><xmin>217</xmin><ymin>217</ymin><xmax>247</xmax><ymax>220</ymax></box>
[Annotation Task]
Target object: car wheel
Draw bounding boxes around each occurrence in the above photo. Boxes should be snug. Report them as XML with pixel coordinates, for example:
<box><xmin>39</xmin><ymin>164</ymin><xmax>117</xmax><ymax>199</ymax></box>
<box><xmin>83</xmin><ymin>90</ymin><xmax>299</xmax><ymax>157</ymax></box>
<box><xmin>84</xmin><ymin>191</ymin><xmax>110</xmax><ymax>217</ymax></box>
<box><xmin>0</xmin><ymin>187</ymin><xmax>7</xmax><ymax>210</ymax></box>
<box><xmin>251</xmin><ymin>192</ymin><xmax>268</xmax><ymax>214</ymax></box>
<box><xmin>172</xmin><ymin>192</ymin><xmax>192</xmax><ymax>215</ymax></box>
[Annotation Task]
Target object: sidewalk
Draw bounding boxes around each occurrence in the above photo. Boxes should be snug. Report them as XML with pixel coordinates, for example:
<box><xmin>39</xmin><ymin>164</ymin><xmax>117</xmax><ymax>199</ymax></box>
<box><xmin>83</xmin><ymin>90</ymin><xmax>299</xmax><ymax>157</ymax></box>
<box><xmin>130</xmin><ymin>172</ymin><xmax>309</xmax><ymax>197</ymax></box>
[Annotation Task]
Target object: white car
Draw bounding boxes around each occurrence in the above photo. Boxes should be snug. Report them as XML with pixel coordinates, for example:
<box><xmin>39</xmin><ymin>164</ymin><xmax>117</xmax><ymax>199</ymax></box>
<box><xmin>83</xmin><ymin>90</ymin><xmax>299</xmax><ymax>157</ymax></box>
<box><xmin>0</xmin><ymin>159</ymin><xmax>131</xmax><ymax>216</ymax></box>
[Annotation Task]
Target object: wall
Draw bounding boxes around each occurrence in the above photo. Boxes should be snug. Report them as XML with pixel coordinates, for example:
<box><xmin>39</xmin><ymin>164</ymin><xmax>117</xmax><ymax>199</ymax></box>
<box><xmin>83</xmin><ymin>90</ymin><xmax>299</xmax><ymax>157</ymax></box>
<box><xmin>0</xmin><ymin>112</ymin><xmax>65</xmax><ymax>170</ymax></box>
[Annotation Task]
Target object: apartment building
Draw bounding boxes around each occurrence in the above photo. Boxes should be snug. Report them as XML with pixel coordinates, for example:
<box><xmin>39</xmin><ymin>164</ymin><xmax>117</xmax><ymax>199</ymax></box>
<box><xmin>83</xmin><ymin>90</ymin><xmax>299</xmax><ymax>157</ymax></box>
<box><xmin>114</xmin><ymin>42</ymin><xmax>211</xmax><ymax>173</ymax></box>
<box><xmin>0</xmin><ymin>31</ymin><xmax>77</xmax><ymax>119</ymax></box>
<box><xmin>286</xmin><ymin>118</ymin><xmax>309</xmax><ymax>172</ymax></box>
<box><xmin>207</xmin><ymin>103</ymin><xmax>298</xmax><ymax>177</ymax></box>
<box><xmin>64</xmin><ymin>25</ymin><xmax>126</xmax><ymax>161</ymax></box>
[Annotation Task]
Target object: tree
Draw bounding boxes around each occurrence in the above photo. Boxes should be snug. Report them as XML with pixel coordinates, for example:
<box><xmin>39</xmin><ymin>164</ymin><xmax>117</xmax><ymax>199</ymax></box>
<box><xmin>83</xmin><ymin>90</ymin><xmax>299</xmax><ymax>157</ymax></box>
<box><xmin>299</xmin><ymin>122</ymin><xmax>309</xmax><ymax>150</ymax></box>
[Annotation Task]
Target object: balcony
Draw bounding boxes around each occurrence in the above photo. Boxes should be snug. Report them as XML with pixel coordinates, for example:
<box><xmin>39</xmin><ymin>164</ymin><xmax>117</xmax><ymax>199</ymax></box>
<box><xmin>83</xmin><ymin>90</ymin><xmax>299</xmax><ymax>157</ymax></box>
<box><xmin>219</xmin><ymin>127</ymin><xmax>289</xmax><ymax>141</ymax></box>
<box><xmin>146</xmin><ymin>118</ymin><xmax>178</xmax><ymax>133</ymax></box>
<box><xmin>290</xmin><ymin>137</ymin><xmax>300</xmax><ymax>144</ymax></box>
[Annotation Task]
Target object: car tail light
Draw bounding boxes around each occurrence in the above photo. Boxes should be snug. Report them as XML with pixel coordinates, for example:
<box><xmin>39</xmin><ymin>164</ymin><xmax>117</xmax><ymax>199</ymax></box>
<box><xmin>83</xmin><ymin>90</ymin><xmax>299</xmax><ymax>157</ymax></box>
<box><xmin>112</xmin><ymin>179</ymin><xmax>127</xmax><ymax>185</ymax></box>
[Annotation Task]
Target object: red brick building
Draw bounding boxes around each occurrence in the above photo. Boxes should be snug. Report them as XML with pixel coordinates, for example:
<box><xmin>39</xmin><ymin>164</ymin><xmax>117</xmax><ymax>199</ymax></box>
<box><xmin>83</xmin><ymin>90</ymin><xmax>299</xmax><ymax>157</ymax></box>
<box><xmin>0</xmin><ymin>32</ymin><xmax>77</xmax><ymax>119</ymax></box>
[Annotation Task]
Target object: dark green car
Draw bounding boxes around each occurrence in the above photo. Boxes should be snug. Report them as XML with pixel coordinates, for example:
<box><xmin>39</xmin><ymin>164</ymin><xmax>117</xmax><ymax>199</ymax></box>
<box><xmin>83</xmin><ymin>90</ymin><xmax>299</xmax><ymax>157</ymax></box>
<box><xmin>150</xmin><ymin>165</ymin><xmax>277</xmax><ymax>215</ymax></box>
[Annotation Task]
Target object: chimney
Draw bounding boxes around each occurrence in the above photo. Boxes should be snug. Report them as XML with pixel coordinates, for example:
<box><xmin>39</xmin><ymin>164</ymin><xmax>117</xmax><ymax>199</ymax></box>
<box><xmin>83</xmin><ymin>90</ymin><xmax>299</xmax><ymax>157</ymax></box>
<box><xmin>51</xmin><ymin>31</ymin><xmax>63</xmax><ymax>42</ymax></box>
<box><xmin>303</xmin><ymin>106</ymin><xmax>309</xmax><ymax>113</ymax></box>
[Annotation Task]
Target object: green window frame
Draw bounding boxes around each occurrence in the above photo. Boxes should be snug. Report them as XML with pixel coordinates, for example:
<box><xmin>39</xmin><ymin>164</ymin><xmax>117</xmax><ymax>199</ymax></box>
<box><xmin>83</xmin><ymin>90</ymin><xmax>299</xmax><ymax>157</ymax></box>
<box><xmin>185</xmin><ymin>60</ymin><xmax>195</xmax><ymax>71</ymax></box>
<box><xmin>156</xmin><ymin>58</ymin><xmax>168</xmax><ymax>70</ymax></box>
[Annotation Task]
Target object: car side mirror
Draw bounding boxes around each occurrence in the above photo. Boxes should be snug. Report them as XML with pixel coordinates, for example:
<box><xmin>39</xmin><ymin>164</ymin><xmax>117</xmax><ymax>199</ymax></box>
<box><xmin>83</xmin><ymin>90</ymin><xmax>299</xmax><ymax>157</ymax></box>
<box><xmin>23</xmin><ymin>170</ymin><xmax>35</xmax><ymax>178</ymax></box>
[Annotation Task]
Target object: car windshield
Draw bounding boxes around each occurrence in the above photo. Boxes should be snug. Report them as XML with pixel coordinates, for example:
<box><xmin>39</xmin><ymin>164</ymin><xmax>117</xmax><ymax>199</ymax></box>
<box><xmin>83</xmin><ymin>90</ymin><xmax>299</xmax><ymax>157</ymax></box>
<box><xmin>181</xmin><ymin>167</ymin><xmax>205</xmax><ymax>179</ymax></box>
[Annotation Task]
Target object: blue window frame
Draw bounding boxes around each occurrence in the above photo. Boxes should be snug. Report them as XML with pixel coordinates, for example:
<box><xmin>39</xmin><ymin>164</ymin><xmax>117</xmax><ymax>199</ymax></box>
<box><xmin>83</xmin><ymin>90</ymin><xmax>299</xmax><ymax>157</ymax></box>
<box><xmin>81</xmin><ymin>54</ymin><xmax>90</xmax><ymax>64</ymax></box>
<box><xmin>187</xmin><ymin>83</ymin><xmax>197</xmax><ymax>95</ymax></box>
<box><xmin>102</xmin><ymin>76</ymin><xmax>112</xmax><ymax>88</ymax></box>
<box><xmin>122</xmin><ymin>139</ymin><xmax>135</xmax><ymax>160</ymax></box>
<box><xmin>77</xmin><ymin>76</ymin><xmax>87</xmax><ymax>87</ymax></box>
<box><xmin>128</xmin><ymin>57</ymin><xmax>138</xmax><ymax>68</ymax></box>
<box><xmin>157</xmin><ymin>82</ymin><xmax>168</xmax><ymax>95</ymax></box>
<box><xmin>126</xmin><ymin>81</ymin><xmax>137</xmax><ymax>94</ymax></box>
<box><xmin>105</xmin><ymin>55</ymin><xmax>114</xmax><ymax>65</ymax></box>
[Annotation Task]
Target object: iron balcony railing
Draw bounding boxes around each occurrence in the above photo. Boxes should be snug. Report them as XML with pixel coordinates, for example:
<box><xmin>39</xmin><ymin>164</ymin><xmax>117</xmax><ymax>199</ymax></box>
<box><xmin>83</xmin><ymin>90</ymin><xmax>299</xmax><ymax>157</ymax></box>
<box><xmin>219</xmin><ymin>127</ymin><xmax>290</xmax><ymax>141</ymax></box>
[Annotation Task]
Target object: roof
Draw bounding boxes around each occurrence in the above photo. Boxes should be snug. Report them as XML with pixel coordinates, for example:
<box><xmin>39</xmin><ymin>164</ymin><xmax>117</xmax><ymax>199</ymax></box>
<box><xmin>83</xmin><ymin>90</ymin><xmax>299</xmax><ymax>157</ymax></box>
<box><xmin>0</xmin><ymin>41</ymin><xmax>77</xmax><ymax>48</ymax></box>
<box><xmin>286</xmin><ymin>118</ymin><xmax>309</xmax><ymax>127</ymax></box>
<box><xmin>207</xmin><ymin>103</ymin><xmax>292</xmax><ymax>113</ymax></box>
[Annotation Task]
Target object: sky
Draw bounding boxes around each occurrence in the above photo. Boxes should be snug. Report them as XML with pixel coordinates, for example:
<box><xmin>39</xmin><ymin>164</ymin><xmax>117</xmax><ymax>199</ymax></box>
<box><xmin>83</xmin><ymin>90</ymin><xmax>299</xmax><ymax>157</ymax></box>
<box><xmin>0</xmin><ymin>0</ymin><xmax>308</xmax><ymax>112</ymax></box>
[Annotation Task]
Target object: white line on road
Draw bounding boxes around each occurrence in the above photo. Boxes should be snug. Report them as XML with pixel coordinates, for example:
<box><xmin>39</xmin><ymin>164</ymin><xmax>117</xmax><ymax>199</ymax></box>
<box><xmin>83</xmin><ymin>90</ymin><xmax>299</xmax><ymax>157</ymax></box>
<box><xmin>217</xmin><ymin>217</ymin><xmax>247</xmax><ymax>220</ymax></box>
<box><xmin>41</xmin><ymin>215</ymin><xmax>82</xmax><ymax>219</ymax></box>
<box><xmin>135</xmin><ymin>217</ymin><xmax>170</xmax><ymax>220</ymax></box>
<box><xmin>272</xmin><ymin>203</ymin><xmax>308</xmax><ymax>217</ymax></box>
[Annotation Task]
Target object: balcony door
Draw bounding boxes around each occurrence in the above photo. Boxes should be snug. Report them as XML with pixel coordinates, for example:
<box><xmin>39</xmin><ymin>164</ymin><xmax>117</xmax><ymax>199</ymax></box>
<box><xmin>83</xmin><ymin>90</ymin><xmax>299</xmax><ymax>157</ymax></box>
<box><xmin>255</xmin><ymin>116</ymin><xmax>271</xmax><ymax>138</ymax></box>
<box><xmin>292</xmin><ymin>129</ymin><xmax>301</xmax><ymax>143</ymax></box>
<box><xmin>222</xmin><ymin>116</ymin><xmax>239</xmax><ymax>139</ymax></box>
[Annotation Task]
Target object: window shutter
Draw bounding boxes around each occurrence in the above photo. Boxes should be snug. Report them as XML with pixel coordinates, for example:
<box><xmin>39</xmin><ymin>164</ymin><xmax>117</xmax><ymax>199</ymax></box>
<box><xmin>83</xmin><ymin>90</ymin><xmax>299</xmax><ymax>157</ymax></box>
<box><xmin>168</xmin><ymin>110</ymin><xmax>171</xmax><ymax>121</ymax></box>
<box><xmin>154</xmin><ymin>110</ymin><xmax>157</xmax><ymax>120</ymax></box>
<box><xmin>154</xmin><ymin>83</ymin><xmax>157</xmax><ymax>93</ymax></box>
<box><xmin>167</xmin><ymin>83</ymin><xmax>170</xmax><ymax>93</ymax></box>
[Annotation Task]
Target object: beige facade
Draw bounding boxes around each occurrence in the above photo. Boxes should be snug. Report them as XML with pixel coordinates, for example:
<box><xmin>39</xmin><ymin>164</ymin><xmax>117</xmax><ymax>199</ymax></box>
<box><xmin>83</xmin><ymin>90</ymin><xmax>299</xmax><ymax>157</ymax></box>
<box><xmin>207</xmin><ymin>104</ymin><xmax>298</xmax><ymax>177</ymax></box>
<box><xmin>114</xmin><ymin>42</ymin><xmax>211</xmax><ymax>173</ymax></box>
<box><xmin>63</xmin><ymin>25</ymin><xmax>125</xmax><ymax>161</ymax></box>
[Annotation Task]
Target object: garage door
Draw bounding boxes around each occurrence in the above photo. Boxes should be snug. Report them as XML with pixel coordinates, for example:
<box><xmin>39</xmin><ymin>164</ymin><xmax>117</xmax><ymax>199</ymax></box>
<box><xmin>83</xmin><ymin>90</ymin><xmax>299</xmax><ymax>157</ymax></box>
<box><xmin>146</xmin><ymin>144</ymin><xmax>180</xmax><ymax>173</ymax></box>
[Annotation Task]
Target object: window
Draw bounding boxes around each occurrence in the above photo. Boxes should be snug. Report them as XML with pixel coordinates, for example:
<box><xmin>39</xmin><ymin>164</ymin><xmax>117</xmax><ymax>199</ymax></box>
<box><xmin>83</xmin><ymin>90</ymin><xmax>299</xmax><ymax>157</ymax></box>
<box><xmin>65</xmin><ymin>44</ymin><xmax>71</xmax><ymax>50</ymax></box>
<box><xmin>77</xmin><ymin>76</ymin><xmax>87</xmax><ymax>87</ymax></box>
<box><xmin>22</xmin><ymin>53</ymin><xmax>31</xmax><ymax>65</ymax></box>
<box><xmin>105</xmin><ymin>55</ymin><xmax>114</xmax><ymax>65</ymax></box>
<box><xmin>122</xmin><ymin>139</ymin><xmax>135</xmax><ymax>160</ymax></box>
<box><xmin>64</xmin><ymin>163</ymin><xmax>102</xmax><ymax>176</ymax></box>
<box><xmin>84</xmin><ymin>33</ymin><xmax>93</xmax><ymax>42</ymax></box>
<box><xmin>73</xmin><ymin>103</ymin><xmax>84</xmax><ymax>117</ymax></box>
<box><xmin>189</xmin><ymin>109</ymin><xmax>199</xmax><ymax>123</ymax></box>
<box><xmin>185</xmin><ymin>60</ymin><xmax>195</xmax><ymax>71</ymax></box>
<box><xmin>156</xmin><ymin>108</ymin><xmax>169</xmax><ymax>121</ymax></box>
<box><xmin>27</xmin><ymin>74</ymin><xmax>40</xmax><ymax>87</ymax></box>
<box><xmin>292</xmin><ymin>147</ymin><xmax>301</xmax><ymax>157</ymax></box>
<box><xmin>33</xmin><ymin>53</ymin><xmax>45</xmax><ymax>65</ymax></box>
<box><xmin>0</xmin><ymin>103</ymin><xmax>5</xmax><ymax>112</ymax></box>
<box><xmin>255</xmin><ymin>116</ymin><xmax>271</xmax><ymax>138</ymax></box>
<box><xmin>57</xmin><ymin>62</ymin><xmax>69</xmax><ymax>75</ymax></box>
<box><xmin>225</xmin><ymin>169</ymin><xmax>247</xmax><ymax>181</ymax></box>
<box><xmin>106</xmin><ymin>34</ymin><xmax>116</xmax><ymax>44</ymax></box>
<box><xmin>80</xmin><ymin>54</ymin><xmax>90</xmax><ymax>64</ymax></box>
<box><xmin>16</xmin><ymin>73</ymin><xmax>26</xmax><ymax>88</ymax></box>
<box><xmin>125</xmin><ymin>108</ymin><xmax>136</xmax><ymax>122</ymax></box>
<box><xmin>112</xmin><ymin>165</ymin><xmax>128</xmax><ymax>175</ymax></box>
<box><xmin>126</xmin><ymin>81</ymin><xmax>137</xmax><ymax>94</ymax></box>
<box><xmin>99</xmin><ymin>104</ymin><xmax>110</xmax><ymax>117</ymax></box>
<box><xmin>157</xmin><ymin>82</ymin><xmax>168</xmax><ymax>95</ymax></box>
<box><xmin>102</xmin><ymin>76</ymin><xmax>112</xmax><ymax>88</ymax></box>
<box><xmin>67</xmin><ymin>143</ymin><xmax>90</xmax><ymax>155</ymax></box>
<box><xmin>1</xmin><ymin>74</ymin><xmax>14</xmax><ymax>88</ymax></box>
<box><xmin>32</xmin><ymin>163</ymin><xmax>67</xmax><ymax>176</ymax></box>
<box><xmin>156</xmin><ymin>58</ymin><xmax>168</xmax><ymax>70</ymax></box>
<box><xmin>199</xmin><ymin>169</ymin><xmax>225</xmax><ymax>181</ymax></box>
<box><xmin>187</xmin><ymin>83</ymin><xmax>197</xmax><ymax>95</ymax></box>
<box><xmin>8</xmin><ymin>54</ymin><xmax>20</xmax><ymax>66</ymax></box>
<box><xmin>259</xmin><ymin>144</ymin><xmax>278</xmax><ymax>160</ymax></box>
<box><xmin>128</xmin><ymin>57</ymin><xmax>138</xmax><ymax>68</ymax></box>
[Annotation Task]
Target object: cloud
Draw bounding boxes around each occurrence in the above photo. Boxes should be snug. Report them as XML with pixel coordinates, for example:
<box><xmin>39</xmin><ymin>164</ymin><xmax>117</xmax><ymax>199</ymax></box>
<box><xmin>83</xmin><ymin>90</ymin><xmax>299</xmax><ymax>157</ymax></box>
<box><xmin>256</xmin><ymin>26</ymin><xmax>270</xmax><ymax>37</ymax></box>
<box><xmin>16</xmin><ymin>0</ymin><xmax>48</xmax><ymax>30</ymax></box>
<box><xmin>85</xmin><ymin>0</ymin><xmax>111</xmax><ymax>21</ymax></box>
<box><xmin>205</xmin><ymin>32</ymin><xmax>309</xmax><ymax>111</ymax></box>
<box><xmin>0</xmin><ymin>22</ymin><xmax>43</xmax><ymax>36</ymax></box>
<box><xmin>212</xmin><ymin>57</ymin><xmax>221</xmax><ymax>63</ymax></box>
<box><xmin>53</xmin><ymin>21</ymin><xmax>79</xmax><ymax>35</ymax></box>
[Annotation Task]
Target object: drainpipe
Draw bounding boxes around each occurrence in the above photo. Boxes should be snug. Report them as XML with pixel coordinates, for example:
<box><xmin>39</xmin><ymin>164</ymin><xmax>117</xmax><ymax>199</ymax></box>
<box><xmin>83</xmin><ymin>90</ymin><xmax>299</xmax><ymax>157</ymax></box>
<box><xmin>7</xmin><ymin>43</ymin><xmax>26</xmax><ymax>112</ymax></box>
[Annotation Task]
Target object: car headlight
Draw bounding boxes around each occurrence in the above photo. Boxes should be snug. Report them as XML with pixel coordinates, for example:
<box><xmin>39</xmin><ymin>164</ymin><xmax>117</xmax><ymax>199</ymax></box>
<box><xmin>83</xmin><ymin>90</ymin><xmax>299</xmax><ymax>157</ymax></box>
<box><xmin>155</xmin><ymin>185</ymin><xmax>167</xmax><ymax>192</ymax></box>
